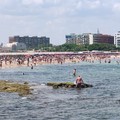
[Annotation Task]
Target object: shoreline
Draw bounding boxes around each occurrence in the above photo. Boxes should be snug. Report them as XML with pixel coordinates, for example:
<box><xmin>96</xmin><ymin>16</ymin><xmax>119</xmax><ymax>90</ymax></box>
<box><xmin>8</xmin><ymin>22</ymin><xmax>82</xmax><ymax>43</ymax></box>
<box><xmin>0</xmin><ymin>52</ymin><xmax>120</xmax><ymax>69</ymax></box>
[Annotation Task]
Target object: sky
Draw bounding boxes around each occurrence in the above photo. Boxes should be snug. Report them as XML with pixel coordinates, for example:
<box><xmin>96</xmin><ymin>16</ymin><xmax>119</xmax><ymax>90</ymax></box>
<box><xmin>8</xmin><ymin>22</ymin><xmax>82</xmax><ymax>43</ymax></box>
<box><xmin>0</xmin><ymin>0</ymin><xmax>120</xmax><ymax>45</ymax></box>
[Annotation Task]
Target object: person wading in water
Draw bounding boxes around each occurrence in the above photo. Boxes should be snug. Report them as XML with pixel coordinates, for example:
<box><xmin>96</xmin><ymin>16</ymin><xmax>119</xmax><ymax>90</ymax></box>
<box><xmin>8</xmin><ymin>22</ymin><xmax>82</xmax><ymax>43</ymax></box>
<box><xmin>73</xmin><ymin>69</ymin><xmax>76</xmax><ymax>76</ymax></box>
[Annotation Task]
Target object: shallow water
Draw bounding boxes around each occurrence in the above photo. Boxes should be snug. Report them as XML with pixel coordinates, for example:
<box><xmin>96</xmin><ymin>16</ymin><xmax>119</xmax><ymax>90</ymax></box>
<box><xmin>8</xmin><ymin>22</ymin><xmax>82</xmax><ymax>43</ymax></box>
<box><xmin>0</xmin><ymin>61</ymin><xmax>120</xmax><ymax>120</ymax></box>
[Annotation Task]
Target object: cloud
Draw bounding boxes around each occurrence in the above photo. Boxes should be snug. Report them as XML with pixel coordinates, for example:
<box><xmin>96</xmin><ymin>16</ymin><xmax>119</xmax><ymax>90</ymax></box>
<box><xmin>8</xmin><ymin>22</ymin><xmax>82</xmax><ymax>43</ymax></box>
<box><xmin>113</xmin><ymin>3</ymin><xmax>120</xmax><ymax>11</ymax></box>
<box><xmin>22</xmin><ymin>0</ymin><xmax>44</xmax><ymax>5</ymax></box>
<box><xmin>76</xmin><ymin>1</ymin><xmax>82</xmax><ymax>9</ymax></box>
<box><xmin>88</xmin><ymin>0</ymin><xmax>101</xmax><ymax>9</ymax></box>
<box><xmin>0</xmin><ymin>0</ymin><xmax>119</xmax><ymax>45</ymax></box>
<box><xmin>83</xmin><ymin>0</ymin><xmax>101</xmax><ymax>9</ymax></box>
<box><xmin>0</xmin><ymin>0</ymin><xmax>103</xmax><ymax>17</ymax></box>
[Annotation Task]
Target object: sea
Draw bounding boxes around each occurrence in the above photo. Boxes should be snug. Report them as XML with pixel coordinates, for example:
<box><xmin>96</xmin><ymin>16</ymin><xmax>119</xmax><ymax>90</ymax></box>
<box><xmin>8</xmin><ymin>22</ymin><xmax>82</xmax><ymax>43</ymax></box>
<box><xmin>0</xmin><ymin>60</ymin><xmax>120</xmax><ymax>120</ymax></box>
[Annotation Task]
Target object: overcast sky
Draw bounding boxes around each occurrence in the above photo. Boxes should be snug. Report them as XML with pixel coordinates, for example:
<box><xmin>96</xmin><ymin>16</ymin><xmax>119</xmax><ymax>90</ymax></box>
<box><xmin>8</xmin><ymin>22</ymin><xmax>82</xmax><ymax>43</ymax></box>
<box><xmin>0</xmin><ymin>0</ymin><xmax>120</xmax><ymax>45</ymax></box>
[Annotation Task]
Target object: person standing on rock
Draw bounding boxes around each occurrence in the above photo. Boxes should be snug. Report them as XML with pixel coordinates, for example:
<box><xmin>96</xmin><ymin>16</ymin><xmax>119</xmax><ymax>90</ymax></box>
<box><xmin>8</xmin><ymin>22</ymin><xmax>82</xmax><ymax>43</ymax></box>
<box><xmin>75</xmin><ymin>76</ymin><xmax>84</xmax><ymax>88</ymax></box>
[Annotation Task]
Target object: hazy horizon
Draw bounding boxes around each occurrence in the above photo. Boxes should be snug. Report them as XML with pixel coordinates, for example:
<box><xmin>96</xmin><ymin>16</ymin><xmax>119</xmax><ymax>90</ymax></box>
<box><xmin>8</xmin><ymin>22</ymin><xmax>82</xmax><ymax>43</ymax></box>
<box><xmin>0</xmin><ymin>0</ymin><xmax>120</xmax><ymax>45</ymax></box>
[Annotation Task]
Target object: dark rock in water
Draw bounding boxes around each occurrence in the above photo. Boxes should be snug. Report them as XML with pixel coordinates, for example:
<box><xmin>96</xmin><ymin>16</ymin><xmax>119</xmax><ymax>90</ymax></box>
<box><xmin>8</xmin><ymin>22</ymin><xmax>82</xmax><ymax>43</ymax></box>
<box><xmin>0</xmin><ymin>80</ymin><xmax>32</xmax><ymax>96</ymax></box>
<box><xmin>47</xmin><ymin>82</ymin><xmax>93</xmax><ymax>89</ymax></box>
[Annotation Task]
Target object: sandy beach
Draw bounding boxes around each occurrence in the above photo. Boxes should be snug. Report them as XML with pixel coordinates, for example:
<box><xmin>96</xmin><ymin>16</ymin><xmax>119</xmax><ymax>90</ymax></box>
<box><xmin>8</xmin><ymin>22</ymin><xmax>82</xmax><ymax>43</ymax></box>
<box><xmin>0</xmin><ymin>51</ymin><xmax>120</xmax><ymax>69</ymax></box>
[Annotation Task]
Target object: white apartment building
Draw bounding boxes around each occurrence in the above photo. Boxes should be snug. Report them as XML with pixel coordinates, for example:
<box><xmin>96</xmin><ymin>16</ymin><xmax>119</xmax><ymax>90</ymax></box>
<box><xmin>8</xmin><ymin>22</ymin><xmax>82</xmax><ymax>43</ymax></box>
<box><xmin>0</xmin><ymin>42</ymin><xmax>27</xmax><ymax>52</ymax></box>
<box><xmin>114</xmin><ymin>31</ymin><xmax>120</xmax><ymax>47</ymax></box>
<box><xmin>81</xmin><ymin>33</ymin><xmax>93</xmax><ymax>45</ymax></box>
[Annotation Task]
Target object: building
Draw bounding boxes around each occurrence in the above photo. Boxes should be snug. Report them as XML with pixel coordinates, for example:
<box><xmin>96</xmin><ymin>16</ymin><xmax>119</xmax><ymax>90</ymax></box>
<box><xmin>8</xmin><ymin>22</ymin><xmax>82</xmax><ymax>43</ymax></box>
<box><xmin>66</xmin><ymin>33</ymin><xmax>83</xmax><ymax>45</ymax></box>
<box><xmin>66</xmin><ymin>33</ymin><xmax>77</xmax><ymax>44</ymax></box>
<box><xmin>9</xmin><ymin>36</ymin><xmax>50</xmax><ymax>49</ymax></box>
<box><xmin>81</xmin><ymin>33</ymin><xmax>93</xmax><ymax>45</ymax></box>
<box><xmin>76</xmin><ymin>35</ymin><xmax>83</xmax><ymax>45</ymax></box>
<box><xmin>6</xmin><ymin>42</ymin><xmax>27</xmax><ymax>51</ymax></box>
<box><xmin>66</xmin><ymin>33</ymin><xmax>114</xmax><ymax>45</ymax></box>
<box><xmin>93</xmin><ymin>34</ymin><xmax>114</xmax><ymax>44</ymax></box>
<box><xmin>114</xmin><ymin>31</ymin><xmax>120</xmax><ymax>47</ymax></box>
<box><xmin>66</xmin><ymin>33</ymin><xmax>94</xmax><ymax>45</ymax></box>
<box><xmin>0</xmin><ymin>42</ymin><xmax>27</xmax><ymax>52</ymax></box>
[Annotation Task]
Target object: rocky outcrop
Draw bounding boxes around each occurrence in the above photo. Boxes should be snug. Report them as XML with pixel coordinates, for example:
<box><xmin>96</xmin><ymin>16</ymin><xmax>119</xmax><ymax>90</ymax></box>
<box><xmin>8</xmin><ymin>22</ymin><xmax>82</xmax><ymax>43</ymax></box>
<box><xmin>0</xmin><ymin>80</ymin><xmax>32</xmax><ymax>96</ymax></box>
<box><xmin>47</xmin><ymin>82</ymin><xmax>93</xmax><ymax>89</ymax></box>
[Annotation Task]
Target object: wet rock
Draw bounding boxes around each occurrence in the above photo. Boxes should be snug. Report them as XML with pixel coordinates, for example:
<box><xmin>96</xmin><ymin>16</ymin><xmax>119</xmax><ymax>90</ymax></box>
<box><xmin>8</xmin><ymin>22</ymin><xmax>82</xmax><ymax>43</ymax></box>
<box><xmin>0</xmin><ymin>80</ymin><xmax>32</xmax><ymax>96</ymax></box>
<box><xmin>47</xmin><ymin>82</ymin><xmax>93</xmax><ymax>89</ymax></box>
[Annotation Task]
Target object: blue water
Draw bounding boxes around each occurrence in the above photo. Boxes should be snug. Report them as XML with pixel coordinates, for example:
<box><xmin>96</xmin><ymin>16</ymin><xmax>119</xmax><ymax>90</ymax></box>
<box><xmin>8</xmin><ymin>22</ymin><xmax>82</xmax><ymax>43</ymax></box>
<box><xmin>0</xmin><ymin>61</ymin><xmax>120</xmax><ymax>120</ymax></box>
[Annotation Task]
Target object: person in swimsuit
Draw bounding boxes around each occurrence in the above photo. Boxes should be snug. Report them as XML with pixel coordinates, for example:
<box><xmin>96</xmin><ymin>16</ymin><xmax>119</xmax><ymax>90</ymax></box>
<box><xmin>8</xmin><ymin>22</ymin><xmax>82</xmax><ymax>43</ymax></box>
<box><xmin>76</xmin><ymin>76</ymin><xmax>84</xmax><ymax>88</ymax></box>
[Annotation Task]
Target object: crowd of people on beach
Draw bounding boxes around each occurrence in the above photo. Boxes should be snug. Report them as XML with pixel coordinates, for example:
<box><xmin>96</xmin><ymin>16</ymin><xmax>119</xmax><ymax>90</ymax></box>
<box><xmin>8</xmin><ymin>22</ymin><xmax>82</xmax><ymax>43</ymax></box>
<box><xmin>0</xmin><ymin>52</ymin><xmax>119</xmax><ymax>68</ymax></box>
<box><xmin>0</xmin><ymin>52</ymin><xmax>119</xmax><ymax>88</ymax></box>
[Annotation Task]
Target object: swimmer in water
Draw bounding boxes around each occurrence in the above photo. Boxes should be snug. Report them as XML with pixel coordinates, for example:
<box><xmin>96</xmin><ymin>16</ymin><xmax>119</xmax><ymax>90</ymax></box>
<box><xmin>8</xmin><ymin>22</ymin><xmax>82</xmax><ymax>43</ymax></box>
<box><xmin>73</xmin><ymin>69</ymin><xmax>76</xmax><ymax>76</ymax></box>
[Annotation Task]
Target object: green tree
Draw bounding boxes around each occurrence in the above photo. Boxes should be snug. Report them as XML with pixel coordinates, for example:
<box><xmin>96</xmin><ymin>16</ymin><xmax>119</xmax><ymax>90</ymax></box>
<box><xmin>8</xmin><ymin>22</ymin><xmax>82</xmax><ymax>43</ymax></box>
<box><xmin>88</xmin><ymin>43</ymin><xmax>116</xmax><ymax>51</ymax></box>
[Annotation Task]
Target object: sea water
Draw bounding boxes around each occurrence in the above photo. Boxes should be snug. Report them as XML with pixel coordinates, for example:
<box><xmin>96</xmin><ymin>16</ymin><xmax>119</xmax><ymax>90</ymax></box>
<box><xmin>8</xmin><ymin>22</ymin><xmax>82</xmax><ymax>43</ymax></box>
<box><xmin>0</xmin><ymin>61</ymin><xmax>120</xmax><ymax>120</ymax></box>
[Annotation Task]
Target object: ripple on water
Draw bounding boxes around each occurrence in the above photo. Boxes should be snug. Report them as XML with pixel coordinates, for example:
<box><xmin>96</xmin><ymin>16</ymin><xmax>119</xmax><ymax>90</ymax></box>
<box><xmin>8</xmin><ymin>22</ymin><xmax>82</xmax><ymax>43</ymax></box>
<box><xmin>0</xmin><ymin>62</ymin><xmax>120</xmax><ymax>119</ymax></box>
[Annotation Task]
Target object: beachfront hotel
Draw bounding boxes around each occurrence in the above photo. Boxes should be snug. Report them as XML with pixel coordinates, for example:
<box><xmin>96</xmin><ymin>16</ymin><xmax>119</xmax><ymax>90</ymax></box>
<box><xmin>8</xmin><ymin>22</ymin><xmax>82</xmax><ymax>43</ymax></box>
<box><xmin>9</xmin><ymin>36</ymin><xmax>50</xmax><ymax>50</ymax></box>
<box><xmin>66</xmin><ymin>33</ymin><xmax>114</xmax><ymax>45</ymax></box>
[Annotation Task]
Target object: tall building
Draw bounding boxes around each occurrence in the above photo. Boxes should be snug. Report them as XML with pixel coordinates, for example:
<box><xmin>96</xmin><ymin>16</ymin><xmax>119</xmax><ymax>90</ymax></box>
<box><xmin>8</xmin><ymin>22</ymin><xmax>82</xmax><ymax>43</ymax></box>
<box><xmin>66</xmin><ymin>33</ymin><xmax>83</xmax><ymax>45</ymax></box>
<box><xmin>9</xmin><ymin>36</ymin><xmax>50</xmax><ymax>49</ymax></box>
<box><xmin>81</xmin><ymin>33</ymin><xmax>93</xmax><ymax>45</ymax></box>
<box><xmin>114</xmin><ymin>31</ymin><xmax>120</xmax><ymax>47</ymax></box>
<box><xmin>66</xmin><ymin>33</ymin><xmax>114</xmax><ymax>45</ymax></box>
<box><xmin>66</xmin><ymin>33</ymin><xmax>77</xmax><ymax>44</ymax></box>
<box><xmin>93</xmin><ymin>34</ymin><xmax>114</xmax><ymax>44</ymax></box>
<box><xmin>66</xmin><ymin>33</ymin><xmax>94</xmax><ymax>45</ymax></box>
